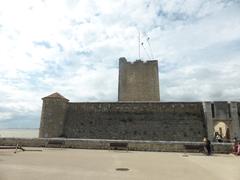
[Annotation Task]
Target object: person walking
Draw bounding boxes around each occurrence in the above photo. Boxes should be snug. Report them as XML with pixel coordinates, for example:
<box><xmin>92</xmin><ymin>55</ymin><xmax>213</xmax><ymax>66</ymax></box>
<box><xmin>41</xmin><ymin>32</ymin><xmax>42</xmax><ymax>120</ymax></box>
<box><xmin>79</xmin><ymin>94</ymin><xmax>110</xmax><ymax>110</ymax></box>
<box><xmin>203</xmin><ymin>137</ymin><xmax>212</xmax><ymax>155</ymax></box>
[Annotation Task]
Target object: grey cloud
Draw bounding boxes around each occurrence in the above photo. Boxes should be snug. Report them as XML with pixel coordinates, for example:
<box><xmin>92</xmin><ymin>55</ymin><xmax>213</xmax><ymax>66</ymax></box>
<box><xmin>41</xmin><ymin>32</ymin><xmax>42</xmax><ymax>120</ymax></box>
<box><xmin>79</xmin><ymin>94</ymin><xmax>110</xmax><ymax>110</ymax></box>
<box><xmin>160</xmin><ymin>61</ymin><xmax>240</xmax><ymax>101</ymax></box>
<box><xmin>65</xmin><ymin>0</ymin><xmax>80</xmax><ymax>9</ymax></box>
<box><xmin>57</xmin><ymin>43</ymin><xmax>64</xmax><ymax>52</ymax></box>
<box><xmin>157</xmin><ymin>9</ymin><xmax>197</xmax><ymax>22</ymax></box>
<box><xmin>0</xmin><ymin>105</ymin><xmax>40</xmax><ymax>128</ymax></box>
<box><xmin>189</xmin><ymin>39</ymin><xmax>240</xmax><ymax>64</ymax></box>
<box><xmin>0</xmin><ymin>113</ymin><xmax>39</xmax><ymax>128</ymax></box>
<box><xmin>33</xmin><ymin>41</ymin><xmax>52</xmax><ymax>49</ymax></box>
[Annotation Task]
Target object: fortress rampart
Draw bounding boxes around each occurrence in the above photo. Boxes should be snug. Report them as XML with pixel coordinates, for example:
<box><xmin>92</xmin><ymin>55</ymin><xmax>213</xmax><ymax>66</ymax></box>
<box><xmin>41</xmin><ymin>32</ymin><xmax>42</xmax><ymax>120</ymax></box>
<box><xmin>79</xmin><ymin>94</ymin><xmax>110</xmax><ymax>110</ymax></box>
<box><xmin>63</xmin><ymin>102</ymin><xmax>205</xmax><ymax>141</ymax></box>
<box><xmin>39</xmin><ymin>58</ymin><xmax>240</xmax><ymax>141</ymax></box>
<box><xmin>39</xmin><ymin>96</ymin><xmax>206</xmax><ymax>141</ymax></box>
<box><xmin>39</xmin><ymin>94</ymin><xmax>240</xmax><ymax>141</ymax></box>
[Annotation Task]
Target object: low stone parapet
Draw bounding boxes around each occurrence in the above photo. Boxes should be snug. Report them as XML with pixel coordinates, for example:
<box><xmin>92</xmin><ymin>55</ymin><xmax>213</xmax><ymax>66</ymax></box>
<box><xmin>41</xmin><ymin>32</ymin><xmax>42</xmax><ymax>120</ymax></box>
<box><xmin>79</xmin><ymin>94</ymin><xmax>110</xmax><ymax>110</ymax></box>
<box><xmin>0</xmin><ymin>138</ymin><xmax>233</xmax><ymax>153</ymax></box>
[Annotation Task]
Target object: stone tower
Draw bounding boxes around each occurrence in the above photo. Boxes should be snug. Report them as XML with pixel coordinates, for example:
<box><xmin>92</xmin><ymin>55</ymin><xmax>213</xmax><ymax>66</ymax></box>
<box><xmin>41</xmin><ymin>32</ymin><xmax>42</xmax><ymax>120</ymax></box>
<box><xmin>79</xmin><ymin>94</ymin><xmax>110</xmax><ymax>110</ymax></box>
<box><xmin>118</xmin><ymin>57</ymin><xmax>160</xmax><ymax>101</ymax></box>
<box><xmin>39</xmin><ymin>92</ymin><xmax>69</xmax><ymax>138</ymax></box>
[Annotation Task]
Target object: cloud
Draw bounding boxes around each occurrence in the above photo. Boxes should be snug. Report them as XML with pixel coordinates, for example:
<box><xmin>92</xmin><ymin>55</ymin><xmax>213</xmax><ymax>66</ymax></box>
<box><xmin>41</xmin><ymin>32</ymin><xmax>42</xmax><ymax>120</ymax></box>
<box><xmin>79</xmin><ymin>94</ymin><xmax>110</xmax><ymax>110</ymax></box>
<box><xmin>0</xmin><ymin>0</ymin><xmax>240</xmax><ymax>128</ymax></box>
<box><xmin>33</xmin><ymin>41</ymin><xmax>52</xmax><ymax>49</ymax></box>
<box><xmin>0</xmin><ymin>112</ymin><xmax>12</xmax><ymax>121</ymax></box>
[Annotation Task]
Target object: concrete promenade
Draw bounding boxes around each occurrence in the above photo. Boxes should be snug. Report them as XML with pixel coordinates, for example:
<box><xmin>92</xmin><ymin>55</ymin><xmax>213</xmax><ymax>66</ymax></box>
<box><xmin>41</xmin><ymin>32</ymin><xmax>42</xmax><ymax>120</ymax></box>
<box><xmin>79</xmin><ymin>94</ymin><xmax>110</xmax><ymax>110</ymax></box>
<box><xmin>0</xmin><ymin>148</ymin><xmax>239</xmax><ymax>180</ymax></box>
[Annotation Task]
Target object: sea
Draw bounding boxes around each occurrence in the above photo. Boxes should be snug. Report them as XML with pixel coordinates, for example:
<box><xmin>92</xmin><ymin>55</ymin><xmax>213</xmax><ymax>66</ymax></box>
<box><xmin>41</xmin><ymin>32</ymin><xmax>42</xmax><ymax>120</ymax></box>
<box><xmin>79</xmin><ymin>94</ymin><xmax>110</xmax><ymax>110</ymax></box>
<box><xmin>0</xmin><ymin>128</ymin><xmax>39</xmax><ymax>138</ymax></box>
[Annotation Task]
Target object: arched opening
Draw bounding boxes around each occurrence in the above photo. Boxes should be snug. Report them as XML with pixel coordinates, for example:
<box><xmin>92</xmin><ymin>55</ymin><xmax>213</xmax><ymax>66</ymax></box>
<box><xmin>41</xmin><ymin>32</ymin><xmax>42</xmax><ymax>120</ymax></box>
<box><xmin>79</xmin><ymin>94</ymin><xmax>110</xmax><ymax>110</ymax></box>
<box><xmin>213</xmin><ymin>121</ymin><xmax>231</xmax><ymax>142</ymax></box>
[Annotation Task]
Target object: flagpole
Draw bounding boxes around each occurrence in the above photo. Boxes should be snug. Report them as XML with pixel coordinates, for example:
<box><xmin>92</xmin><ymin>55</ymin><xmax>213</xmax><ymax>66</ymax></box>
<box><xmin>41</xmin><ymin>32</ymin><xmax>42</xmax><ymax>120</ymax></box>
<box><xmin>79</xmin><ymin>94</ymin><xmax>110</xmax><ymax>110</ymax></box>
<box><xmin>138</xmin><ymin>31</ymin><xmax>140</xmax><ymax>60</ymax></box>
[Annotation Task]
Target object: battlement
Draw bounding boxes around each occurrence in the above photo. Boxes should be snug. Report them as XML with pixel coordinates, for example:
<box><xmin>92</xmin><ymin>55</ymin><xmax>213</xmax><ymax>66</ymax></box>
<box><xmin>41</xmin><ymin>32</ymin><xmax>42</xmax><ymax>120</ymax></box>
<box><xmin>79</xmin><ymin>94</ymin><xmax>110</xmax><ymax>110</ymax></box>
<box><xmin>42</xmin><ymin>92</ymin><xmax>69</xmax><ymax>101</ymax></box>
<box><xmin>119</xmin><ymin>57</ymin><xmax>158</xmax><ymax>65</ymax></box>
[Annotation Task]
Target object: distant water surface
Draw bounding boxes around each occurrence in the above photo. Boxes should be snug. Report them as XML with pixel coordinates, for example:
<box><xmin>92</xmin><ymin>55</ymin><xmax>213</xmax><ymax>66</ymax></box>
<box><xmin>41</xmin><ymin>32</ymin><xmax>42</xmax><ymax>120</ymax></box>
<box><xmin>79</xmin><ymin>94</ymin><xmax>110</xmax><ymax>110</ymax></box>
<box><xmin>0</xmin><ymin>128</ymin><xmax>39</xmax><ymax>138</ymax></box>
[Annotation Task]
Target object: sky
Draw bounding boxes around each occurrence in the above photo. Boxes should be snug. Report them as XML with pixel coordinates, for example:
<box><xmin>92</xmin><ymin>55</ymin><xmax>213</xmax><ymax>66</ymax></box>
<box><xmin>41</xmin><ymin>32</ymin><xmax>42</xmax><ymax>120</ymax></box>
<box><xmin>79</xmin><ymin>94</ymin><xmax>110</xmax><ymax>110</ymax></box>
<box><xmin>0</xmin><ymin>0</ymin><xmax>240</xmax><ymax>128</ymax></box>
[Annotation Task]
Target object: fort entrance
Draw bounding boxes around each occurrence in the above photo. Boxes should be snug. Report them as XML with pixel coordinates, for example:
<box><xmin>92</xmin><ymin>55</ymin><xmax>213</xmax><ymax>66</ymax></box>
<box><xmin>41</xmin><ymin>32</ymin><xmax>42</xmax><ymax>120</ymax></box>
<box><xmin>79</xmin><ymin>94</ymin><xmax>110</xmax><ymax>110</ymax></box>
<box><xmin>204</xmin><ymin>101</ymin><xmax>240</xmax><ymax>141</ymax></box>
<box><xmin>213</xmin><ymin>121</ymin><xmax>231</xmax><ymax>141</ymax></box>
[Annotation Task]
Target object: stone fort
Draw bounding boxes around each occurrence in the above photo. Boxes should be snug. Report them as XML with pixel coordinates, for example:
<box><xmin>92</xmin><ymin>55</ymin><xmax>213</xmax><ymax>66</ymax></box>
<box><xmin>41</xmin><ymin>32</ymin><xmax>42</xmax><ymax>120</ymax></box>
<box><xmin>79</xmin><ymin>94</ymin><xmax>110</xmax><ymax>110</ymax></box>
<box><xmin>39</xmin><ymin>58</ymin><xmax>240</xmax><ymax>141</ymax></box>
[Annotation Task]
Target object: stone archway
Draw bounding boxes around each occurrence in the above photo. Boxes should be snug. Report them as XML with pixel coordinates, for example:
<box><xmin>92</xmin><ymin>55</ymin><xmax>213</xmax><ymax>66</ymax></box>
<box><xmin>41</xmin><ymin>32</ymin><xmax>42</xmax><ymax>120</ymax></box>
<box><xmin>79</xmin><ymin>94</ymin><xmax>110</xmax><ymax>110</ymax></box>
<box><xmin>213</xmin><ymin>121</ymin><xmax>232</xmax><ymax>142</ymax></box>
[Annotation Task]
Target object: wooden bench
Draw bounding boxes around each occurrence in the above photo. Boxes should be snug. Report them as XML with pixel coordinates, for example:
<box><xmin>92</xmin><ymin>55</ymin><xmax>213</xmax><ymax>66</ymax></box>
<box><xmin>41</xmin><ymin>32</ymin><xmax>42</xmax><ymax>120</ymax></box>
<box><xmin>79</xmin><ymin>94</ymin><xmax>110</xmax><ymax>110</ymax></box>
<box><xmin>109</xmin><ymin>142</ymin><xmax>128</xmax><ymax>151</ymax></box>
<box><xmin>184</xmin><ymin>144</ymin><xmax>204</xmax><ymax>152</ymax></box>
<box><xmin>47</xmin><ymin>140</ymin><xmax>65</xmax><ymax>148</ymax></box>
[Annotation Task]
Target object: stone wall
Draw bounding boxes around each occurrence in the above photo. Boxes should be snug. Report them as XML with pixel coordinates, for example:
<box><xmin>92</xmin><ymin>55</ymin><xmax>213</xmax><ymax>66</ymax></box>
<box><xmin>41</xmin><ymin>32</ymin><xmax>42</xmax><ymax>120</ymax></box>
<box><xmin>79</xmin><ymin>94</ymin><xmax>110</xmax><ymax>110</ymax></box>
<box><xmin>213</xmin><ymin>102</ymin><xmax>230</xmax><ymax>119</ymax></box>
<box><xmin>63</xmin><ymin>102</ymin><xmax>206</xmax><ymax>141</ymax></box>
<box><xmin>118</xmin><ymin>58</ymin><xmax>160</xmax><ymax>101</ymax></box>
<box><xmin>0</xmin><ymin>138</ymin><xmax>232</xmax><ymax>154</ymax></box>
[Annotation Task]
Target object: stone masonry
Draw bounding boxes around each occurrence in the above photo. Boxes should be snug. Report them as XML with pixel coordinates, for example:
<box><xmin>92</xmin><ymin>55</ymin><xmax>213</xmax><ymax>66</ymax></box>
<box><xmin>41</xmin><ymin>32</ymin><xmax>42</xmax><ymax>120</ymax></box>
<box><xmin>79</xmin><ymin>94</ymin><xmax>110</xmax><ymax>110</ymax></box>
<box><xmin>39</xmin><ymin>95</ymin><xmax>206</xmax><ymax>141</ymax></box>
<box><xmin>118</xmin><ymin>58</ymin><xmax>160</xmax><ymax>101</ymax></box>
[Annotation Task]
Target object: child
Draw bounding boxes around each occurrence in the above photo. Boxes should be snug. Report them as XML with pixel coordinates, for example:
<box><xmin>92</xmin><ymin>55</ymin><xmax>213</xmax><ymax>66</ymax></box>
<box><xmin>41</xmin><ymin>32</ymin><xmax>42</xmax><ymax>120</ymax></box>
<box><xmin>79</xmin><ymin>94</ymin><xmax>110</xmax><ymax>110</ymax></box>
<box><xmin>232</xmin><ymin>137</ymin><xmax>238</xmax><ymax>154</ymax></box>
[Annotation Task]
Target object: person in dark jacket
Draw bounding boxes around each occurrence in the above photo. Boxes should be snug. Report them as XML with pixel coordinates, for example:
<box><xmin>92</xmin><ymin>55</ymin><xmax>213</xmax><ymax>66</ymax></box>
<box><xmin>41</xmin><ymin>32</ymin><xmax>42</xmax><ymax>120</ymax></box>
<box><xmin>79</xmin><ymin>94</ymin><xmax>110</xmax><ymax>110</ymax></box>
<box><xmin>203</xmin><ymin>137</ymin><xmax>212</xmax><ymax>155</ymax></box>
